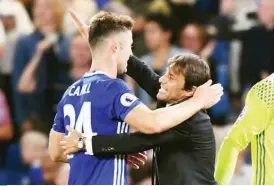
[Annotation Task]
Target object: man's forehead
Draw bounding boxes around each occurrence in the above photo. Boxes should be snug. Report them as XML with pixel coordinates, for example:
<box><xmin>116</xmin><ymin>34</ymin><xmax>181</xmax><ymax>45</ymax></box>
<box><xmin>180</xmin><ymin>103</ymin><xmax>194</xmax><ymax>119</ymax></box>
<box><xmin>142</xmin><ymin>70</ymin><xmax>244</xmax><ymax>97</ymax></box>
<box><xmin>168</xmin><ymin>64</ymin><xmax>184</xmax><ymax>77</ymax></box>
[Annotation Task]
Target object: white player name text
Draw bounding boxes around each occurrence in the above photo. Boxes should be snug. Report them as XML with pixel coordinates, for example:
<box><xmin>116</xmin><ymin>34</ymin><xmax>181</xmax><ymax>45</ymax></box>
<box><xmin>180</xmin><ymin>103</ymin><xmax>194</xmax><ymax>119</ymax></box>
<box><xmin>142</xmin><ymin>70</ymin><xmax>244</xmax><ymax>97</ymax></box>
<box><xmin>68</xmin><ymin>83</ymin><xmax>91</xmax><ymax>96</ymax></box>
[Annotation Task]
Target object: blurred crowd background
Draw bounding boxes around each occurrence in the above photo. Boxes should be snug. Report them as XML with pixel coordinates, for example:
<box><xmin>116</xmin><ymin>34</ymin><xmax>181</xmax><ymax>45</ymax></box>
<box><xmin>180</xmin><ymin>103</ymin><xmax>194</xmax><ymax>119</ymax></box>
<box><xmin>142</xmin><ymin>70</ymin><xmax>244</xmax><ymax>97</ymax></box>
<box><xmin>0</xmin><ymin>0</ymin><xmax>273</xmax><ymax>184</ymax></box>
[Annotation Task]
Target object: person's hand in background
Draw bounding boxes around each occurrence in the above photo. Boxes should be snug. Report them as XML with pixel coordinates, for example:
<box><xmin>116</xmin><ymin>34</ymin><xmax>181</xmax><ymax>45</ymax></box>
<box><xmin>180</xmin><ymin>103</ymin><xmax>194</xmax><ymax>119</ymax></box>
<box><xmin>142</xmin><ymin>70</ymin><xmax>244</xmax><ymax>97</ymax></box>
<box><xmin>127</xmin><ymin>151</ymin><xmax>147</xmax><ymax>169</ymax></box>
<box><xmin>220</xmin><ymin>0</ymin><xmax>236</xmax><ymax>16</ymax></box>
<box><xmin>200</xmin><ymin>40</ymin><xmax>216</xmax><ymax>61</ymax></box>
<box><xmin>69</xmin><ymin>9</ymin><xmax>89</xmax><ymax>39</ymax></box>
<box><xmin>36</xmin><ymin>34</ymin><xmax>58</xmax><ymax>56</ymax></box>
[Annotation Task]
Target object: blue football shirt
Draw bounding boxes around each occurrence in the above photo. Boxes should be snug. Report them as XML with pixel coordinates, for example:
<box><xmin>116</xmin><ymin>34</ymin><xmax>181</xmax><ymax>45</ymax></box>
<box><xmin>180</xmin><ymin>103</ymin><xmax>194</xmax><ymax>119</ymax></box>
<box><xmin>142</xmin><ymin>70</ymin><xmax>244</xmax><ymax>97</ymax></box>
<box><xmin>52</xmin><ymin>71</ymin><xmax>141</xmax><ymax>185</ymax></box>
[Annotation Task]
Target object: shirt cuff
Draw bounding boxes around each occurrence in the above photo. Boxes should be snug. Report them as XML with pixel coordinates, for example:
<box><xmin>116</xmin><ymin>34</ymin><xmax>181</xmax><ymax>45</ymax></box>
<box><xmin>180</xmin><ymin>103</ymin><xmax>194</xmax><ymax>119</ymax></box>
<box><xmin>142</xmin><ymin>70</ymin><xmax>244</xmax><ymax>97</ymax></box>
<box><xmin>84</xmin><ymin>133</ymin><xmax>97</xmax><ymax>155</ymax></box>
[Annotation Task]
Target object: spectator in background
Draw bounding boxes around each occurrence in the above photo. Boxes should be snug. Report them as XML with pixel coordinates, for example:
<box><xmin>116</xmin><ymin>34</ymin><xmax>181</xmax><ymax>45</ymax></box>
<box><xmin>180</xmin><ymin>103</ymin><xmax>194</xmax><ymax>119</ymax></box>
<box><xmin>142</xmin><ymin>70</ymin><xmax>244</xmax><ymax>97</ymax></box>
<box><xmin>122</xmin><ymin>0</ymin><xmax>150</xmax><ymax>89</ymax></box>
<box><xmin>0</xmin><ymin>0</ymin><xmax>34</xmax><ymax>118</ymax></box>
<box><xmin>54</xmin><ymin>164</ymin><xmax>70</xmax><ymax>185</ymax></box>
<box><xmin>210</xmin><ymin>0</ymin><xmax>274</xmax><ymax>93</ymax></box>
<box><xmin>19</xmin><ymin>0</ymin><xmax>34</xmax><ymax>20</ymax></box>
<box><xmin>0</xmin><ymin>20</ymin><xmax>5</xmax><ymax>59</ymax></box>
<box><xmin>20</xmin><ymin>116</ymin><xmax>52</xmax><ymax>135</ymax></box>
<box><xmin>102</xmin><ymin>0</ymin><xmax>132</xmax><ymax>16</ymax></box>
<box><xmin>136</xmin><ymin>12</ymin><xmax>184</xmax><ymax>106</ymax></box>
<box><xmin>230</xmin><ymin>150</ymin><xmax>252</xmax><ymax>185</ymax></box>
<box><xmin>0</xmin><ymin>90</ymin><xmax>13</xmax><ymax>167</ymax></box>
<box><xmin>63</xmin><ymin>0</ymin><xmax>97</xmax><ymax>37</ymax></box>
<box><xmin>179</xmin><ymin>23</ymin><xmax>217</xmax><ymax>83</ymax></box>
<box><xmin>20</xmin><ymin>131</ymin><xmax>48</xmax><ymax>166</ymax></box>
<box><xmin>12</xmin><ymin>0</ymin><xmax>68</xmax><ymax>125</ymax></box>
<box><xmin>180</xmin><ymin>23</ymin><xmax>232</xmax><ymax>125</ymax></box>
<box><xmin>166</xmin><ymin>0</ymin><xmax>218</xmax><ymax>31</ymax></box>
<box><xmin>0</xmin><ymin>0</ymin><xmax>34</xmax><ymax>35</ymax></box>
<box><xmin>40</xmin><ymin>153</ymin><xmax>62</xmax><ymax>184</ymax></box>
<box><xmin>17</xmin><ymin>33</ymin><xmax>91</xmax><ymax>119</ymax></box>
<box><xmin>51</xmin><ymin>33</ymin><xmax>91</xmax><ymax>113</ymax></box>
<box><xmin>0</xmin><ymin>90</ymin><xmax>13</xmax><ymax>139</ymax></box>
<box><xmin>20</xmin><ymin>131</ymin><xmax>49</xmax><ymax>184</ymax></box>
<box><xmin>121</xmin><ymin>0</ymin><xmax>150</xmax><ymax>57</ymax></box>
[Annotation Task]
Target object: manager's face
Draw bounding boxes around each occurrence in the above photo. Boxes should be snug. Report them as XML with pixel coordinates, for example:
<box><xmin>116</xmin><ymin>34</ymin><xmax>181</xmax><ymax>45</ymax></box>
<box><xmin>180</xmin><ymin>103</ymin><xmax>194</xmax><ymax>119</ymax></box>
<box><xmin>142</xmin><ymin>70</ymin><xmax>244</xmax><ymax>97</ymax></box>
<box><xmin>157</xmin><ymin>65</ymin><xmax>194</xmax><ymax>103</ymax></box>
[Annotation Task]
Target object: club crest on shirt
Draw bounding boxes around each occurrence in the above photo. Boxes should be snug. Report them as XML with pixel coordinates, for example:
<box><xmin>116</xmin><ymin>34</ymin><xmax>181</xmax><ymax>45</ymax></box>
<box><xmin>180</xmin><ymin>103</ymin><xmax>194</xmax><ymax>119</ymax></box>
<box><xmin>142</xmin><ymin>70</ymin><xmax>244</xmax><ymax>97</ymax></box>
<box><xmin>120</xmin><ymin>93</ymin><xmax>137</xmax><ymax>107</ymax></box>
<box><xmin>237</xmin><ymin>106</ymin><xmax>247</xmax><ymax>121</ymax></box>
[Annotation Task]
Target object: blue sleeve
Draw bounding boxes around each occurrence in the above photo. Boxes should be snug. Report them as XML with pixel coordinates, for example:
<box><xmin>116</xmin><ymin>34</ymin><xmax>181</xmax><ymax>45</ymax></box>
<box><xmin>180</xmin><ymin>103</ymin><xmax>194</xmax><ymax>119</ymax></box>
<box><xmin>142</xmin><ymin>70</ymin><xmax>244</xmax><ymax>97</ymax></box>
<box><xmin>109</xmin><ymin>80</ymin><xmax>141</xmax><ymax>120</ymax></box>
<box><xmin>52</xmin><ymin>102</ymin><xmax>65</xmax><ymax>133</ymax></box>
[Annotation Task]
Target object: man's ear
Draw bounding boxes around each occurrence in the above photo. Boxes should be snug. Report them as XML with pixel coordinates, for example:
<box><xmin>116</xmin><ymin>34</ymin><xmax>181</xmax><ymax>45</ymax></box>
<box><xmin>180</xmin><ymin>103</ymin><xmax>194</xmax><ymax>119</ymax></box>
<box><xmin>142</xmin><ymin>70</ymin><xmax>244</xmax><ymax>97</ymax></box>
<box><xmin>184</xmin><ymin>86</ymin><xmax>197</xmax><ymax>97</ymax></box>
<box><xmin>109</xmin><ymin>40</ymin><xmax>118</xmax><ymax>54</ymax></box>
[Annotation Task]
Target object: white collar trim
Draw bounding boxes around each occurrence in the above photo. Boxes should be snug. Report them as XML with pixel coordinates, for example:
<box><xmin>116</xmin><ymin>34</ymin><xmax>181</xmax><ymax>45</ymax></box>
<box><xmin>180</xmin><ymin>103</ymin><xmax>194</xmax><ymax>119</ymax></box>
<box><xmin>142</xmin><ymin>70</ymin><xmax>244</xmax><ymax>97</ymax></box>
<box><xmin>83</xmin><ymin>70</ymin><xmax>108</xmax><ymax>78</ymax></box>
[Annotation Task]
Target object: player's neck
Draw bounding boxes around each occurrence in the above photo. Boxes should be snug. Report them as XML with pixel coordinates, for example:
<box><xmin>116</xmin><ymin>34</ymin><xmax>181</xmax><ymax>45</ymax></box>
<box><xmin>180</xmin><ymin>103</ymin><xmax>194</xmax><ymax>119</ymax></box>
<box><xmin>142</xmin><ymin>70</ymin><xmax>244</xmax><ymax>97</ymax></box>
<box><xmin>90</xmin><ymin>55</ymin><xmax>117</xmax><ymax>78</ymax></box>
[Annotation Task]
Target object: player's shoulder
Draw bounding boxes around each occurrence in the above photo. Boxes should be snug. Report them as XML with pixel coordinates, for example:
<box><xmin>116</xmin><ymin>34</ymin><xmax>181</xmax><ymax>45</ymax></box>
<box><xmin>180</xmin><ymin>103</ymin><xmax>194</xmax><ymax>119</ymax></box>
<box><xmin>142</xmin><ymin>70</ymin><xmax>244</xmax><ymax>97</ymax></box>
<box><xmin>250</xmin><ymin>74</ymin><xmax>274</xmax><ymax>94</ymax></box>
<box><xmin>82</xmin><ymin>71</ymin><xmax>126</xmax><ymax>87</ymax></box>
<box><xmin>107</xmin><ymin>78</ymin><xmax>129</xmax><ymax>89</ymax></box>
<box><xmin>97</xmin><ymin>78</ymin><xmax>131</xmax><ymax>100</ymax></box>
<box><xmin>248</xmin><ymin>74</ymin><xmax>274</xmax><ymax>106</ymax></box>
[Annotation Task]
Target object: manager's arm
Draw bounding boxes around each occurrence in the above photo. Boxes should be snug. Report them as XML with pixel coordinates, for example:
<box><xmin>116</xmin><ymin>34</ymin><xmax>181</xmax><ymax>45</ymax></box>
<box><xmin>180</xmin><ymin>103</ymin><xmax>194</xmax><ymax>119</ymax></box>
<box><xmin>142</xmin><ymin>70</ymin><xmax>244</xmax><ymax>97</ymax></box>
<box><xmin>88</xmin><ymin>127</ymin><xmax>189</xmax><ymax>155</ymax></box>
<box><xmin>126</xmin><ymin>55</ymin><xmax>160</xmax><ymax>99</ymax></box>
<box><xmin>61</xmin><ymin>124</ymin><xmax>189</xmax><ymax>156</ymax></box>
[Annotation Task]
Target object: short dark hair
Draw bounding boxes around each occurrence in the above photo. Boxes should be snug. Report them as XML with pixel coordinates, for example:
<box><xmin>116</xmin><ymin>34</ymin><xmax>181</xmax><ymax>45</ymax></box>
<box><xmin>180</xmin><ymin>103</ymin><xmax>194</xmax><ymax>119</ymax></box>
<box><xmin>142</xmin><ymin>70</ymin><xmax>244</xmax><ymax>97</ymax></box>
<box><xmin>168</xmin><ymin>53</ymin><xmax>211</xmax><ymax>91</ymax></box>
<box><xmin>145</xmin><ymin>12</ymin><xmax>173</xmax><ymax>31</ymax></box>
<box><xmin>88</xmin><ymin>11</ymin><xmax>134</xmax><ymax>47</ymax></box>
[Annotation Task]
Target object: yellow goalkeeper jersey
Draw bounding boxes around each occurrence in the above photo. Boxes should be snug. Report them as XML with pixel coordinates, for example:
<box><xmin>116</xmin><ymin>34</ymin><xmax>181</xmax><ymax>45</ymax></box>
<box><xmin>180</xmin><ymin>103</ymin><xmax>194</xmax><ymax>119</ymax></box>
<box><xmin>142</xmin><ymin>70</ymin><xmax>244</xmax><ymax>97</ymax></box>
<box><xmin>215</xmin><ymin>74</ymin><xmax>274</xmax><ymax>185</ymax></box>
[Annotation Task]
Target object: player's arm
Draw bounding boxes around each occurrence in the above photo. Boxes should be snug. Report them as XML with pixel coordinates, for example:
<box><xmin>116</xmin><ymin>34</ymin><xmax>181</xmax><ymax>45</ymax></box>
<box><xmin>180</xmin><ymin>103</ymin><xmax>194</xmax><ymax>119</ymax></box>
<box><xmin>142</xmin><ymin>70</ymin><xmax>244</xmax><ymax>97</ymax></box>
<box><xmin>61</xmin><ymin>125</ymin><xmax>189</xmax><ymax>155</ymax></box>
<box><xmin>126</xmin><ymin>55</ymin><xmax>160</xmax><ymax>99</ymax></box>
<box><xmin>215</xmin><ymin>83</ymin><xmax>272</xmax><ymax>184</ymax></box>
<box><xmin>125</xmin><ymin>100</ymin><xmax>198</xmax><ymax>134</ymax></box>
<box><xmin>49</xmin><ymin>130</ymin><xmax>68</xmax><ymax>163</ymax></box>
<box><xmin>114</xmin><ymin>80</ymin><xmax>222</xmax><ymax>134</ymax></box>
<box><xmin>48</xmin><ymin>103</ymin><xmax>68</xmax><ymax>163</ymax></box>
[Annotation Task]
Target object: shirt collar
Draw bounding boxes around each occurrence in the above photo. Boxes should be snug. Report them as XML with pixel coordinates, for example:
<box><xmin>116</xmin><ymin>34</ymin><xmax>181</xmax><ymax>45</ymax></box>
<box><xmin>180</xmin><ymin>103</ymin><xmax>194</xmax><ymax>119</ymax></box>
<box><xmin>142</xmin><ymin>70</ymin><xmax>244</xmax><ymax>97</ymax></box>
<box><xmin>83</xmin><ymin>70</ymin><xmax>108</xmax><ymax>78</ymax></box>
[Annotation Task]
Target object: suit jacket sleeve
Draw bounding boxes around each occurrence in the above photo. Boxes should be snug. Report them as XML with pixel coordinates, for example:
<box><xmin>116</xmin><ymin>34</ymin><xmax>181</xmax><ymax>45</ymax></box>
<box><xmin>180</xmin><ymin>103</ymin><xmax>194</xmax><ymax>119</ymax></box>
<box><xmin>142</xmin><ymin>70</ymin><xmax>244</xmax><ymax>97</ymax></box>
<box><xmin>126</xmin><ymin>55</ymin><xmax>161</xmax><ymax>100</ymax></box>
<box><xmin>92</xmin><ymin>125</ymin><xmax>190</xmax><ymax>156</ymax></box>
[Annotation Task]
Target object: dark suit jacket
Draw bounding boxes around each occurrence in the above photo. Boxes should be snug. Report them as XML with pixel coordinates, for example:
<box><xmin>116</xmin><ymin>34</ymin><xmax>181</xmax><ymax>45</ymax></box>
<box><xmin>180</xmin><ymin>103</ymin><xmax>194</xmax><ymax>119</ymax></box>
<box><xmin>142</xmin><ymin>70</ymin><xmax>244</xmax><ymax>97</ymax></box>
<box><xmin>90</xmin><ymin>56</ymin><xmax>217</xmax><ymax>185</ymax></box>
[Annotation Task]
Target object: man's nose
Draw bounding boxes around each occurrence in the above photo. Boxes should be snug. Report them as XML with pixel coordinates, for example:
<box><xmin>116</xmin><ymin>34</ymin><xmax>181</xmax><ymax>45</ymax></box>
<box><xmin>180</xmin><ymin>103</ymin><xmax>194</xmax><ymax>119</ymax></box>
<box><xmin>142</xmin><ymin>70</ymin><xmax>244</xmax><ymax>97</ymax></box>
<box><xmin>159</xmin><ymin>75</ymin><xmax>166</xmax><ymax>84</ymax></box>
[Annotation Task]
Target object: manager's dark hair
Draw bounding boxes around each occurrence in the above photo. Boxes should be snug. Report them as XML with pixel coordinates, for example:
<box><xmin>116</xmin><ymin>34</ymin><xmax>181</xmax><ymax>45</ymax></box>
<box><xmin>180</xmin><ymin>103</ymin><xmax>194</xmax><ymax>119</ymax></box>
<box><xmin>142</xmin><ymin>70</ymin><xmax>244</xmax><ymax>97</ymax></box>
<box><xmin>168</xmin><ymin>53</ymin><xmax>211</xmax><ymax>91</ymax></box>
